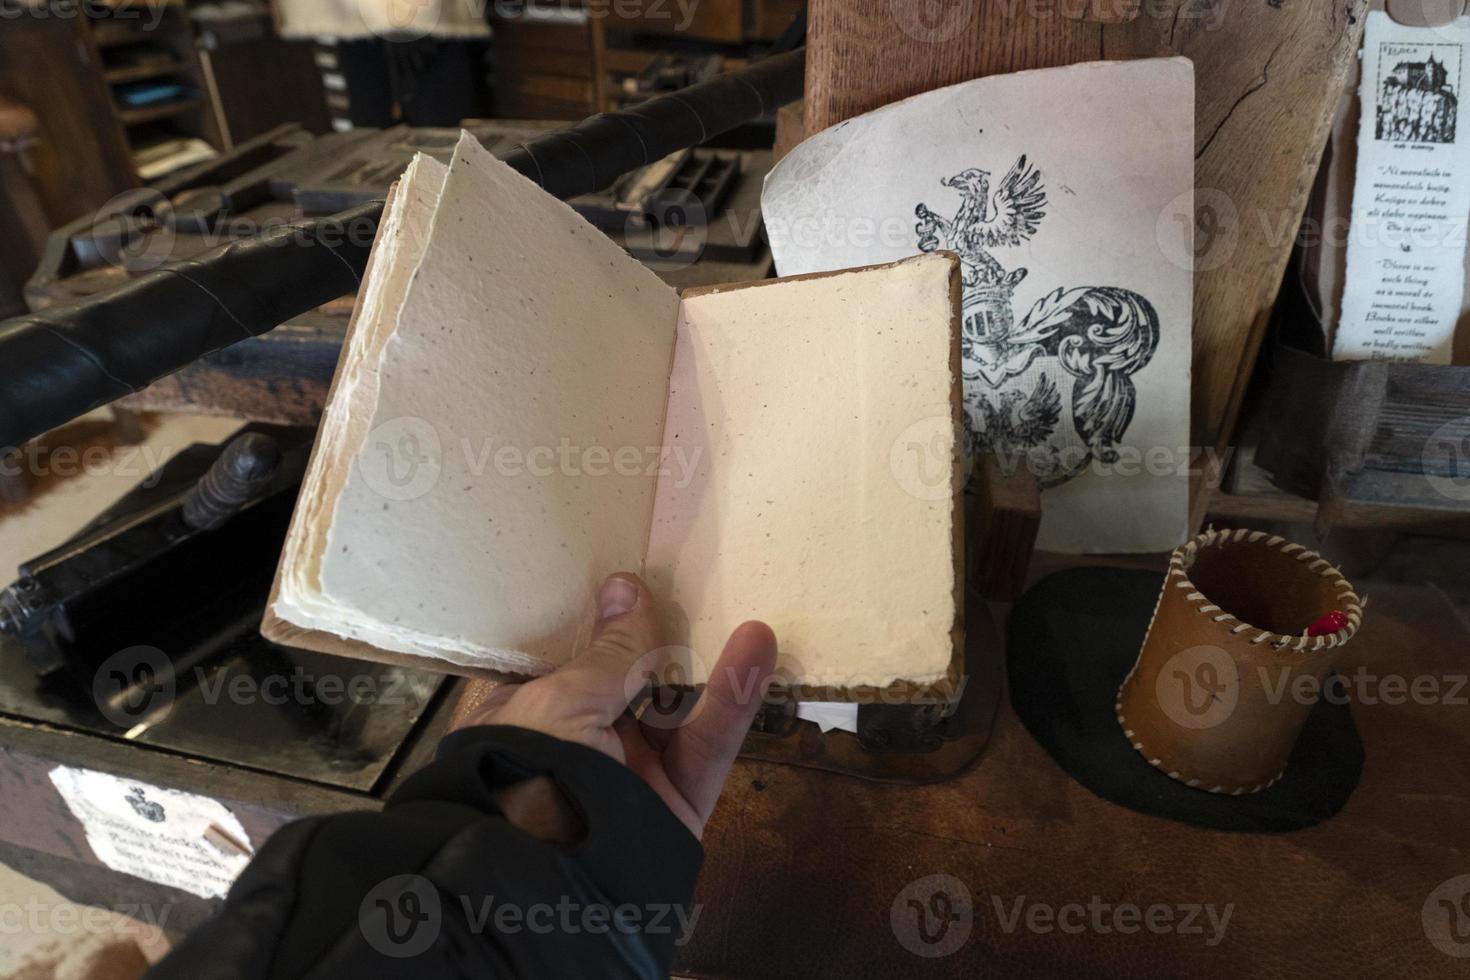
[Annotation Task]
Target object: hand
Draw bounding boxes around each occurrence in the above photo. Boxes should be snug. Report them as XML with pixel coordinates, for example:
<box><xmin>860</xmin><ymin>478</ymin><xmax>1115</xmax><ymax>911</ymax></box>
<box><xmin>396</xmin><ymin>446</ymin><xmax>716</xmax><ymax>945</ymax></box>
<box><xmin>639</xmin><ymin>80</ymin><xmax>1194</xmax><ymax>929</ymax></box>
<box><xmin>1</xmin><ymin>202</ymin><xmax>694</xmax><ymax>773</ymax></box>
<box><xmin>448</xmin><ymin>573</ymin><xmax>778</xmax><ymax>839</ymax></box>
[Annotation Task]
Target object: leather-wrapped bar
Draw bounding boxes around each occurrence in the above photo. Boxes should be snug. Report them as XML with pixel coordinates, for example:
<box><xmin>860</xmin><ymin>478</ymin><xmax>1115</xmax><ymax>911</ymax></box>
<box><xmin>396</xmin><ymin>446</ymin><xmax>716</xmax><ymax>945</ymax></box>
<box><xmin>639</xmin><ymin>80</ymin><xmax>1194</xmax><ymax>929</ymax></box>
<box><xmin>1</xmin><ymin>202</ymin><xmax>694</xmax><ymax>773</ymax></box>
<box><xmin>0</xmin><ymin>203</ymin><xmax>382</xmax><ymax>449</ymax></box>
<box><xmin>500</xmin><ymin>49</ymin><xmax>804</xmax><ymax>201</ymax></box>
<box><xmin>0</xmin><ymin>49</ymin><xmax>805</xmax><ymax>450</ymax></box>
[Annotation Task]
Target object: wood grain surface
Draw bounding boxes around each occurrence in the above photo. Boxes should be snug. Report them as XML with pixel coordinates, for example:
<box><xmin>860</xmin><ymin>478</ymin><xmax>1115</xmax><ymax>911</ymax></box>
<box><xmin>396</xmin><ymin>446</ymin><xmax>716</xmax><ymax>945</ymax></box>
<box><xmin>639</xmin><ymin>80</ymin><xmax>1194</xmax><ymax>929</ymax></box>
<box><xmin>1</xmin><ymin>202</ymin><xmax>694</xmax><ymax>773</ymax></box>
<box><xmin>679</xmin><ymin>564</ymin><xmax>1470</xmax><ymax>977</ymax></box>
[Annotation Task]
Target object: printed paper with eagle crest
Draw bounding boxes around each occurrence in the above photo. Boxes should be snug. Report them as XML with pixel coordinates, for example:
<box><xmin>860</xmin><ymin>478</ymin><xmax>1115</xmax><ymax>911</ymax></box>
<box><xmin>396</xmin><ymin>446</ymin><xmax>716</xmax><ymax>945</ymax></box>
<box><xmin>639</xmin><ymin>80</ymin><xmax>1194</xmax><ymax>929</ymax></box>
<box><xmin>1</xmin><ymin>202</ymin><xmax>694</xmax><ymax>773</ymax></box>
<box><xmin>762</xmin><ymin>59</ymin><xmax>1194</xmax><ymax>553</ymax></box>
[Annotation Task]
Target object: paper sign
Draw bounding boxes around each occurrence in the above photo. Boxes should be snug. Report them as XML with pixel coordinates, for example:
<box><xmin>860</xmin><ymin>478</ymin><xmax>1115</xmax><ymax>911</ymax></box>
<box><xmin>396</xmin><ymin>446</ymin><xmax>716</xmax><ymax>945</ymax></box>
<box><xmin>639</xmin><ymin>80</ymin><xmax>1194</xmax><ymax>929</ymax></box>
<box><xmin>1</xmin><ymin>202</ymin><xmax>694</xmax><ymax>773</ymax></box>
<box><xmin>1335</xmin><ymin>12</ymin><xmax>1470</xmax><ymax>362</ymax></box>
<box><xmin>49</xmin><ymin>767</ymin><xmax>253</xmax><ymax>900</ymax></box>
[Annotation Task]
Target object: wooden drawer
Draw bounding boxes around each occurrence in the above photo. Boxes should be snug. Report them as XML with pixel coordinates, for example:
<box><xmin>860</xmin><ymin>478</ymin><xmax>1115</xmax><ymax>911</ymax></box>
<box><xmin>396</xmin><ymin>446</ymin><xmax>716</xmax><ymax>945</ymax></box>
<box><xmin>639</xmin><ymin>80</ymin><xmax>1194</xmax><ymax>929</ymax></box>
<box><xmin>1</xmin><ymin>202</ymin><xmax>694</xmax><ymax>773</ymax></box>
<box><xmin>491</xmin><ymin>13</ymin><xmax>595</xmax><ymax>117</ymax></box>
<box><xmin>748</xmin><ymin>0</ymin><xmax>803</xmax><ymax>40</ymax></box>
<box><xmin>494</xmin><ymin>91</ymin><xmax>592</xmax><ymax>120</ymax></box>
<box><xmin>496</xmin><ymin>43</ymin><xmax>592</xmax><ymax>79</ymax></box>
<box><xmin>605</xmin><ymin>0</ymin><xmax>743</xmax><ymax>41</ymax></box>
<box><xmin>503</xmin><ymin>72</ymin><xmax>593</xmax><ymax>103</ymax></box>
<box><xmin>491</xmin><ymin>18</ymin><xmax>593</xmax><ymax>52</ymax></box>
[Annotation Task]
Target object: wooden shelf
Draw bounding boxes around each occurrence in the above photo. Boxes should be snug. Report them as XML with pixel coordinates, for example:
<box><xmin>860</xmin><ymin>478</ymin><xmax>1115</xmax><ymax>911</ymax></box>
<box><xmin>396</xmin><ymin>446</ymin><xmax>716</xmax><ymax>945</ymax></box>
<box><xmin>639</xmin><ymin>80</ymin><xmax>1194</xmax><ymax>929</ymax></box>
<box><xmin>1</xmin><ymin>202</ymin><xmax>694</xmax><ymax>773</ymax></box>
<box><xmin>117</xmin><ymin>95</ymin><xmax>201</xmax><ymax>126</ymax></box>
<box><xmin>90</xmin><ymin>0</ymin><xmax>186</xmax><ymax>46</ymax></box>
<box><xmin>92</xmin><ymin>21</ymin><xmax>151</xmax><ymax>49</ymax></box>
<box><xmin>82</xmin><ymin>5</ymin><xmax>224</xmax><ymax>183</ymax></box>
<box><xmin>1204</xmin><ymin>486</ymin><xmax>1320</xmax><ymax>524</ymax></box>
<box><xmin>1206</xmin><ymin>485</ymin><xmax>1470</xmax><ymax>537</ymax></box>
<box><xmin>105</xmin><ymin>60</ymin><xmax>184</xmax><ymax>84</ymax></box>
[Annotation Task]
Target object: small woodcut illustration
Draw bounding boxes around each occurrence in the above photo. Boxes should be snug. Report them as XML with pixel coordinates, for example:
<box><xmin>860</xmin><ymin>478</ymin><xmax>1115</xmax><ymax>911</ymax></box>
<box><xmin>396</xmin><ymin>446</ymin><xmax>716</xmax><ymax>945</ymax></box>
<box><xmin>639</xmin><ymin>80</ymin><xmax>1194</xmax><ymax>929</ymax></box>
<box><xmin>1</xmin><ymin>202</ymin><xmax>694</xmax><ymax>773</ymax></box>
<box><xmin>1376</xmin><ymin>43</ymin><xmax>1460</xmax><ymax>143</ymax></box>
<box><xmin>915</xmin><ymin>157</ymin><xmax>1160</xmax><ymax>487</ymax></box>
<box><xmin>125</xmin><ymin>786</ymin><xmax>167</xmax><ymax>823</ymax></box>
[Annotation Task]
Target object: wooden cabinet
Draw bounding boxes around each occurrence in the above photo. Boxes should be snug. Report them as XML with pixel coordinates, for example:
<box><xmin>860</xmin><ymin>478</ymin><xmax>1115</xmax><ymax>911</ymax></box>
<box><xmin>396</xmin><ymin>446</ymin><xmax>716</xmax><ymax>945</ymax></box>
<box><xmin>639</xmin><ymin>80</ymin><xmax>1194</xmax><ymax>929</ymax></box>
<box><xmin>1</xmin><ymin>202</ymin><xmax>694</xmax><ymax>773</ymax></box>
<box><xmin>491</xmin><ymin>16</ymin><xmax>599</xmax><ymax>120</ymax></box>
<box><xmin>0</xmin><ymin>1</ymin><xmax>226</xmax><ymax>225</ymax></box>
<box><xmin>603</xmin><ymin>0</ymin><xmax>744</xmax><ymax>41</ymax></box>
<box><xmin>89</xmin><ymin>2</ymin><xmax>223</xmax><ymax>176</ymax></box>
<box><xmin>490</xmin><ymin>0</ymin><xmax>803</xmax><ymax>119</ymax></box>
<box><xmin>0</xmin><ymin>15</ymin><xmax>134</xmax><ymax>225</ymax></box>
<box><xmin>195</xmin><ymin>15</ymin><xmax>331</xmax><ymax>144</ymax></box>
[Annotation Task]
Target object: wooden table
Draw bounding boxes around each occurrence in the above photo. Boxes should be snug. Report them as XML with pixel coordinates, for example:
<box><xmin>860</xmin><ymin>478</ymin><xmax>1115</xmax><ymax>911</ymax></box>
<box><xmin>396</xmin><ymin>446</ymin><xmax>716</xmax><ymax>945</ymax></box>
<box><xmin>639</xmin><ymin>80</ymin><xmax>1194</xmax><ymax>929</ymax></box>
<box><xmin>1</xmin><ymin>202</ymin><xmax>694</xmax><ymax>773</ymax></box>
<box><xmin>1</xmin><ymin>453</ymin><xmax>1463</xmax><ymax>976</ymax></box>
<box><xmin>680</xmin><ymin>552</ymin><xmax>1470</xmax><ymax>977</ymax></box>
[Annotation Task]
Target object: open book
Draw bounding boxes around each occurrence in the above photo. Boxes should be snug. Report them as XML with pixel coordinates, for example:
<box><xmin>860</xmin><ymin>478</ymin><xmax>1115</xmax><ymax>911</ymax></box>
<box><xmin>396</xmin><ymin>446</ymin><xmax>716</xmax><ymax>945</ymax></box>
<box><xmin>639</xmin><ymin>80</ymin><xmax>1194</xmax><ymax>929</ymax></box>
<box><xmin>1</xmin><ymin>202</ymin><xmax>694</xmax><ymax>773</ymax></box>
<box><xmin>264</xmin><ymin>133</ymin><xmax>963</xmax><ymax>694</ymax></box>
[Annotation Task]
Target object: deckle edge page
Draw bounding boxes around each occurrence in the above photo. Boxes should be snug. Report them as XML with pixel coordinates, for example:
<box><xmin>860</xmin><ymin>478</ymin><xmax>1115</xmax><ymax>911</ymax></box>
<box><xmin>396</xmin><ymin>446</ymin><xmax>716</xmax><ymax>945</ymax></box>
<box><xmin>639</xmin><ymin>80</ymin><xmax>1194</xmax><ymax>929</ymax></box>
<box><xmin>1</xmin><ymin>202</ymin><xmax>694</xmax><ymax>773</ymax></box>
<box><xmin>296</xmin><ymin>133</ymin><xmax>681</xmax><ymax>675</ymax></box>
<box><xmin>268</xmin><ymin>153</ymin><xmax>449</xmax><ymax>655</ymax></box>
<box><xmin>646</xmin><ymin>253</ymin><xmax>962</xmax><ymax>691</ymax></box>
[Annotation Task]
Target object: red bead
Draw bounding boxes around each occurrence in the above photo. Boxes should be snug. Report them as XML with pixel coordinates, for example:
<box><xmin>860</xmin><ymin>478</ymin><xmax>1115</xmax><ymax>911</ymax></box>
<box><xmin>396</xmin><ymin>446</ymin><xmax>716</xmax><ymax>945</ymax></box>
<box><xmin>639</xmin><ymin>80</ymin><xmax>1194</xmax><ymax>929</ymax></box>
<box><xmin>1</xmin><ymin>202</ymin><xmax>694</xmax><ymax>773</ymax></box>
<box><xmin>1306</xmin><ymin>610</ymin><xmax>1349</xmax><ymax>637</ymax></box>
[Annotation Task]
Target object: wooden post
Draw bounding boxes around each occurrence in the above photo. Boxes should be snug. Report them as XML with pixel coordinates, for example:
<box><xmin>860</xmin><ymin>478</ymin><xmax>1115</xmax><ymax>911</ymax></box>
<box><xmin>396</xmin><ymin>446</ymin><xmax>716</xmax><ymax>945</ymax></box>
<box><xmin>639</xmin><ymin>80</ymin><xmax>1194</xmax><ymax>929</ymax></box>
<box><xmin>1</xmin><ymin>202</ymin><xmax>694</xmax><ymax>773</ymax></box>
<box><xmin>969</xmin><ymin>456</ymin><xmax>1042</xmax><ymax>601</ymax></box>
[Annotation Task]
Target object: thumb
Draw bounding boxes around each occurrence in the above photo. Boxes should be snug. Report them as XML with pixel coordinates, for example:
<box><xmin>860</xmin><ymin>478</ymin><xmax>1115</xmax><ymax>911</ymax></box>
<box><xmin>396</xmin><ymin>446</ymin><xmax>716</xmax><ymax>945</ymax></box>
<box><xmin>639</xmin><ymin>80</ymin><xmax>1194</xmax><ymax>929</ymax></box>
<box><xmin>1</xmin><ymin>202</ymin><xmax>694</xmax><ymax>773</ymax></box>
<box><xmin>560</xmin><ymin>573</ymin><xmax>665</xmax><ymax>714</ymax></box>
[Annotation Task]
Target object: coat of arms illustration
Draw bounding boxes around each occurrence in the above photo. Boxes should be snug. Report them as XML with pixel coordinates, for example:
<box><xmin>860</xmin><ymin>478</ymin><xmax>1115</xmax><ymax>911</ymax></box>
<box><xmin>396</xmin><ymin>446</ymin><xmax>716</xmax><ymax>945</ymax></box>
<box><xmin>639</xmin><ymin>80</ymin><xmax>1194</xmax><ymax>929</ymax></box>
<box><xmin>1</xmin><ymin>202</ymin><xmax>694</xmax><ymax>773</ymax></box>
<box><xmin>125</xmin><ymin>786</ymin><xmax>166</xmax><ymax>822</ymax></box>
<box><xmin>915</xmin><ymin>157</ymin><xmax>1160</xmax><ymax>486</ymax></box>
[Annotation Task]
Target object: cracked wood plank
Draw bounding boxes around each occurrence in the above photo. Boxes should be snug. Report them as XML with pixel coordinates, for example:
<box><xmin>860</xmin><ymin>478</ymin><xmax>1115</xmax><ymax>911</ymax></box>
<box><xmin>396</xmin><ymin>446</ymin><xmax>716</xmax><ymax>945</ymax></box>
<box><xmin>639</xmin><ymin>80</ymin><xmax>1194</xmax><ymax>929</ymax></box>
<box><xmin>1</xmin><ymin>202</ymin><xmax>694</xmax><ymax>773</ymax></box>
<box><xmin>1107</xmin><ymin>0</ymin><xmax>1369</xmax><ymax>465</ymax></box>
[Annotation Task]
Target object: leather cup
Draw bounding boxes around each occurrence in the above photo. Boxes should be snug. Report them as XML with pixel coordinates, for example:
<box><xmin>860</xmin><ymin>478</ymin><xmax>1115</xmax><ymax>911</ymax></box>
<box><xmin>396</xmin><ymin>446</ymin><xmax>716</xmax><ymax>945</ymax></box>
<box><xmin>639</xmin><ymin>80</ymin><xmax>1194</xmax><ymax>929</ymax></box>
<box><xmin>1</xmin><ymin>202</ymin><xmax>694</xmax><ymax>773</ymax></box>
<box><xmin>1116</xmin><ymin>528</ymin><xmax>1363</xmax><ymax>794</ymax></box>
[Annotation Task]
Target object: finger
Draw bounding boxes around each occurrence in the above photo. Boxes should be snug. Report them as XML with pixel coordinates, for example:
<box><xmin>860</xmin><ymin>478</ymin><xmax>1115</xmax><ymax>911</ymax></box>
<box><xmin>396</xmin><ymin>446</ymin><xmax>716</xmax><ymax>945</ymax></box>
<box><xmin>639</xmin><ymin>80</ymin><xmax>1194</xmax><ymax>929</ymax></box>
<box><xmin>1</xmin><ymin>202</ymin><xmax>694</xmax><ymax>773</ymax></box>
<box><xmin>557</xmin><ymin>573</ymin><xmax>665</xmax><ymax>721</ymax></box>
<box><xmin>613</xmin><ymin>711</ymin><xmax>656</xmax><ymax>767</ymax></box>
<box><xmin>615</xmin><ymin>712</ymin><xmax>702</xmax><ymax>838</ymax></box>
<box><xmin>447</xmin><ymin>679</ymin><xmax>520</xmax><ymax>732</ymax></box>
<box><xmin>663</xmin><ymin>621</ymin><xmax>777</xmax><ymax>825</ymax></box>
<box><xmin>638</xmin><ymin>686</ymin><xmax>702</xmax><ymax>752</ymax></box>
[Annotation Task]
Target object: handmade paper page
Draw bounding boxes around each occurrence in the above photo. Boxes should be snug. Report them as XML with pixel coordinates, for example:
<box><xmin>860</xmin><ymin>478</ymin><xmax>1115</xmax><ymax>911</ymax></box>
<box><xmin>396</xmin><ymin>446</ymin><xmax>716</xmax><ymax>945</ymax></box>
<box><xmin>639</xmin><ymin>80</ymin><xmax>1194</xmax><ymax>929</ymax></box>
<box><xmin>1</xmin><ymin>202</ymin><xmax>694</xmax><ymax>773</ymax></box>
<box><xmin>276</xmin><ymin>133</ymin><xmax>681</xmax><ymax>673</ymax></box>
<box><xmin>644</xmin><ymin>253</ymin><xmax>961</xmax><ymax>689</ymax></box>
<box><xmin>762</xmin><ymin>59</ymin><xmax>1195</xmax><ymax>554</ymax></box>
<box><xmin>274</xmin><ymin>152</ymin><xmax>448</xmax><ymax>655</ymax></box>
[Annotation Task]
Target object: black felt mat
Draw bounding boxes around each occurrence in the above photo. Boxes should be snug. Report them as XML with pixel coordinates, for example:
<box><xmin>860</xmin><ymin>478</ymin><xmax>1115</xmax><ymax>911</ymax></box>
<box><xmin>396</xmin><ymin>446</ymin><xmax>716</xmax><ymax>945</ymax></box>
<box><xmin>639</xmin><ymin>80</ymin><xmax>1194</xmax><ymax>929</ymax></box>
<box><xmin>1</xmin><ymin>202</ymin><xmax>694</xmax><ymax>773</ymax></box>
<box><xmin>1007</xmin><ymin>567</ymin><xmax>1362</xmax><ymax>832</ymax></box>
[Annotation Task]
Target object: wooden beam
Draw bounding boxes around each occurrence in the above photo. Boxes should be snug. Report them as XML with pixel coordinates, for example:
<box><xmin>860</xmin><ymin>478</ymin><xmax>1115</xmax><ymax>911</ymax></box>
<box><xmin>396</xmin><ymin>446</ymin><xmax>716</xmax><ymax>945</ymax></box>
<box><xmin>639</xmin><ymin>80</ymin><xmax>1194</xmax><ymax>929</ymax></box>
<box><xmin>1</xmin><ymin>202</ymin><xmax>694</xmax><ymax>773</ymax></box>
<box><xmin>1105</xmin><ymin>1</ymin><xmax>1369</xmax><ymax>457</ymax></box>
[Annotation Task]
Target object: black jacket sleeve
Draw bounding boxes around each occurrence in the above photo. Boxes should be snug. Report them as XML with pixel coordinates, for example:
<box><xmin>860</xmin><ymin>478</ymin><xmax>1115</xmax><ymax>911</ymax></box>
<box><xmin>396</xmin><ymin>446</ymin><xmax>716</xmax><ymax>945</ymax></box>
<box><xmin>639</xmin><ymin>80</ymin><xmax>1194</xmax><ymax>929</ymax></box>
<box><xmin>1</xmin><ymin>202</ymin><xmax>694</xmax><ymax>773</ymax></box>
<box><xmin>146</xmin><ymin>726</ymin><xmax>704</xmax><ymax>979</ymax></box>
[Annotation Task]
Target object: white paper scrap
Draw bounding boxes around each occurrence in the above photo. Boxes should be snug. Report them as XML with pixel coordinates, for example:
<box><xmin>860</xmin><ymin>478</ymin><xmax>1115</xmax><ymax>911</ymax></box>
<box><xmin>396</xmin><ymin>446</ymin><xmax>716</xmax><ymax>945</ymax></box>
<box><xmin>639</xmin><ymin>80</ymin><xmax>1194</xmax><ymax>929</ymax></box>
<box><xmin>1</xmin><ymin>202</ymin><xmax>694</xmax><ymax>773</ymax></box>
<box><xmin>795</xmin><ymin>701</ymin><xmax>861</xmax><ymax>733</ymax></box>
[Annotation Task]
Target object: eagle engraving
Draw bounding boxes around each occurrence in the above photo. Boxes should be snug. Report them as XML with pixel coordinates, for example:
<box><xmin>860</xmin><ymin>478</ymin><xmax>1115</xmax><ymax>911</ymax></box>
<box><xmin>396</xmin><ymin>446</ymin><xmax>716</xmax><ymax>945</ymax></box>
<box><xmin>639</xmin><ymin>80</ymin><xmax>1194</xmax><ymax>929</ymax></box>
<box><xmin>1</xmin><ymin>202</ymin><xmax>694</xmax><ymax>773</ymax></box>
<box><xmin>916</xmin><ymin>157</ymin><xmax>1046</xmax><ymax>290</ymax></box>
<box><xmin>978</xmin><ymin>373</ymin><xmax>1061</xmax><ymax>456</ymax></box>
<box><xmin>915</xmin><ymin>156</ymin><xmax>1160</xmax><ymax>484</ymax></box>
